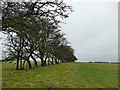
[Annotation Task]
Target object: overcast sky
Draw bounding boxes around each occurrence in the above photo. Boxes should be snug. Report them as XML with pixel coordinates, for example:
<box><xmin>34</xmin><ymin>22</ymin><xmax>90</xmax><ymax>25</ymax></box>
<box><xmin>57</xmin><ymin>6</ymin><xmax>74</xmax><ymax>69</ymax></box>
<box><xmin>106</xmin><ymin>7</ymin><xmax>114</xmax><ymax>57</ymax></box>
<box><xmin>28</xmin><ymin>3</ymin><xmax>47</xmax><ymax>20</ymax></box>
<box><xmin>61</xmin><ymin>0</ymin><xmax>118</xmax><ymax>62</ymax></box>
<box><xmin>0</xmin><ymin>0</ymin><xmax>119</xmax><ymax>62</ymax></box>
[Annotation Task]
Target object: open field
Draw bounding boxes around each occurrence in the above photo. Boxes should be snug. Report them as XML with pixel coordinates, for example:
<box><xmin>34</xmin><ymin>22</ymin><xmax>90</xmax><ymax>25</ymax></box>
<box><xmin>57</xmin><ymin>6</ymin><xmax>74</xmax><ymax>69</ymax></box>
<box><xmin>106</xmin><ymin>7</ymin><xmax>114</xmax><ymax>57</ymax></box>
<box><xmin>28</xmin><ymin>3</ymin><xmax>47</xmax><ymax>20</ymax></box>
<box><xmin>2</xmin><ymin>62</ymin><xmax>118</xmax><ymax>88</ymax></box>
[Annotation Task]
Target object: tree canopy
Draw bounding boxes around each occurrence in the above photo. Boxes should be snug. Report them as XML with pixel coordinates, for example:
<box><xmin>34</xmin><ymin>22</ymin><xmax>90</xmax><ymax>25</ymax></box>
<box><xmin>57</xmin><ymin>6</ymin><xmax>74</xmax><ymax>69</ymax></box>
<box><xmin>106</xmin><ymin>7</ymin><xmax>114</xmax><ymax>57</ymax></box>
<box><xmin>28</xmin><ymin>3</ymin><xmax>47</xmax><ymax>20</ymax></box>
<box><xmin>1</xmin><ymin>0</ymin><xmax>77</xmax><ymax>70</ymax></box>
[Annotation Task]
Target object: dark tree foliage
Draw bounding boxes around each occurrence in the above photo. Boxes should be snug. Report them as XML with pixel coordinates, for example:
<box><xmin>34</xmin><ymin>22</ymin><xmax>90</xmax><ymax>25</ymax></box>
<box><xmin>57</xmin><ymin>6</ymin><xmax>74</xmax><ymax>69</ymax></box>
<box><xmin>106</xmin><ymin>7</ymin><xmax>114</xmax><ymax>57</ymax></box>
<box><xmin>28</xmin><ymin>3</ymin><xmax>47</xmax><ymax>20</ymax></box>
<box><xmin>1</xmin><ymin>0</ymin><xmax>77</xmax><ymax>70</ymax></box>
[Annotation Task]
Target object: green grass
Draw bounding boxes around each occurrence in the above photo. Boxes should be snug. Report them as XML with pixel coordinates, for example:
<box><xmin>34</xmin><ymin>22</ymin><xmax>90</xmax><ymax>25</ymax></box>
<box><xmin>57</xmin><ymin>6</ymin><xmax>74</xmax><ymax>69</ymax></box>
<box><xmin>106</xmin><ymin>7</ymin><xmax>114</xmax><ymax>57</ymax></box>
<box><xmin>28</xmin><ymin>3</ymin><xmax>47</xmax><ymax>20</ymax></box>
<box><xmin>2</xmin><ymin>62</ymin><xmax>118</xmax><ymax>88</ymax></box>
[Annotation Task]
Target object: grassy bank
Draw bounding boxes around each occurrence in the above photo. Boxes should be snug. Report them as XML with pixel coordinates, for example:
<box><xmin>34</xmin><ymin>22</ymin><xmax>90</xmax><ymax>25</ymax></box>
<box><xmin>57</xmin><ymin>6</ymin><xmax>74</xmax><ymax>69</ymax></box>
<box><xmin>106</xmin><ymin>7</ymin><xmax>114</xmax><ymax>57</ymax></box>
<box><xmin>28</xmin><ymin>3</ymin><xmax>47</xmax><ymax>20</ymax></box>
<box><xmin>2</xmin><ymin>62</ymin><xmax>118</xmax><ymax>88</ymax></box>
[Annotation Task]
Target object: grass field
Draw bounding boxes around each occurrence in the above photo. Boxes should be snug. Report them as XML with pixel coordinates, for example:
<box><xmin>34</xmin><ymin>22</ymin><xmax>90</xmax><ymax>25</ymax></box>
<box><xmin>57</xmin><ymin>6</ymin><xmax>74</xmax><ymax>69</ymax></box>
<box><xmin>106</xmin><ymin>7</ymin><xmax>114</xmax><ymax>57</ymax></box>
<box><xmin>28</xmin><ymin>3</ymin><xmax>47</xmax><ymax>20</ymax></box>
<box><xmin>2</xmin><ymin>62</ymin><xmax>118</xmax><ymax>88</ymax></box>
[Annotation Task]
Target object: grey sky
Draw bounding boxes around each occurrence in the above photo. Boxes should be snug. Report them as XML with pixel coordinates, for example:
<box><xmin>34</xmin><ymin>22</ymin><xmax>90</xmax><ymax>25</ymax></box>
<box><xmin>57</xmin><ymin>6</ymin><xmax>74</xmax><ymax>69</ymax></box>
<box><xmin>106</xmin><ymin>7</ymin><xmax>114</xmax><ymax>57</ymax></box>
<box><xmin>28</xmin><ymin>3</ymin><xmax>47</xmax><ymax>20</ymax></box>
<box><xmin>61</xmin><ymin>1</ymin><xmax>118</xmax><ymax>62</ymax></box>
<box><xmin>0</xmin><ymin>1</ymin><xmax>119</xmax><ymax>62</ymax></box>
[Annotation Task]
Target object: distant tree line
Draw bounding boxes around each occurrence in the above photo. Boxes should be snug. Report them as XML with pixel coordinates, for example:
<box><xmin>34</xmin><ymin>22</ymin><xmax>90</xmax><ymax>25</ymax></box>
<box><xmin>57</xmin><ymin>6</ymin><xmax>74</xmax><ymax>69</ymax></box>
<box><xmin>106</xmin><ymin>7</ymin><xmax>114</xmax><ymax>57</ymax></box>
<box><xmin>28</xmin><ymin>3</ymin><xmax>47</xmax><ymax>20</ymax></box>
<box><xmin>1</xmin><ymin>1</ymin><xmax>77</xmax><ymax>70</ymax></box>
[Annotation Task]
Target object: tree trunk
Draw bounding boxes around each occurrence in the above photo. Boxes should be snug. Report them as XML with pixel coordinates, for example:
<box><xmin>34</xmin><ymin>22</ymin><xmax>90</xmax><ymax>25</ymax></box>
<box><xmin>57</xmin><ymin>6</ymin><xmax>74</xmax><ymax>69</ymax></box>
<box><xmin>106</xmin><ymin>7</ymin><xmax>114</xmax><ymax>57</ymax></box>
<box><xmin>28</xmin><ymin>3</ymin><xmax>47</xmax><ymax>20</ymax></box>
<box><xmin>40</xmin><ymin>51</ymin><xmax>45</xmax><ymax>66</ymax></box>
<box><xmin>16</xmin><ymin>52</ymin><xmax>20</xmax><ymax>70</ymax></box>
<box><xmin>16</xmin><ymin>58</ymin><xmax>19</xmax><ymax>70</ymax></box>
<box><xmin>20</xmin><ymin>60</ymin><xmax>23</xmax><ymax>69</ymax></box>
<box><xmin>51</xmin><ymin>57</ymin><xmax>53</xmax><ymax>65</ymax></box>
<box><xmin>44</xmin><ymin>56</ymin><xmax>47</xmax><ymax>66</ymax></box>
<box><xmin>31</xmin><ymin>55</ymin><xmax>37</xmax><ymax>67</ymax></box>
<box><xmin>48</xmin><ymin>59</ymin><xmax>50</xmax><ymax>65</ymax></box>
<box><xmin>55</xmin><ymin>58</ymin><xmax>58</xmax><ymax>64</ymax></box>
<box><xmin>27</xmin><ymin>59</ymin><xmax>32</xmax><ymax>69</ymax></box>
<box><xmin>58</xmin><ymin>59</ymin><xmax>59</xmax><ymax>64</ymax></box>
<box><xmin>41</xmin><ymin>57</ymin><xmax>45</xmax><ymax>66</ymax></box>
<box><xmin>23</xmin><ymin>60</ymin><xmax>26</xmax><ymax>69</ymax></box>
